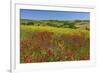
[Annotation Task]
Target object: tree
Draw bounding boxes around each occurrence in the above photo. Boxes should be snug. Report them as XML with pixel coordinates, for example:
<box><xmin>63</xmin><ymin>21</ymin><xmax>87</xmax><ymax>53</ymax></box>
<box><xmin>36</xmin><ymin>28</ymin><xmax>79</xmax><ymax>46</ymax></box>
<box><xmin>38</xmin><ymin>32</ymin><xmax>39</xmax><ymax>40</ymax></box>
<box><xmin>21</xmin><ymin>23</ymin><xmax>27</xmax><ymax>25</ymax></box>
<box><xmin>63</xmin><ymin>21</ymin><xmax>76</xmax><ymax>28</ymax></box>
<box><xmin>27</xmin><ymin>22</ymin><xmax>34</xmax><ymax>25</ymax></box>
<box><xmin>68</xmin><ymin>22</ymin><xmax>76</xmax><ymax>28</ymax></box>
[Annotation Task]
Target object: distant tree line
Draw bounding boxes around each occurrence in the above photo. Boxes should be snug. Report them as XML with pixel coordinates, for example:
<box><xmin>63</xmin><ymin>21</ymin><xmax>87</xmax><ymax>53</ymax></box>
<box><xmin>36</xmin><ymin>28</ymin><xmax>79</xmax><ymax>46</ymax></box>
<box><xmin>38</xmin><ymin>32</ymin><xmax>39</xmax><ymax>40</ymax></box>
<box><xmin>20</xmin><ymin>19</ymin><xmax>89</xmax><ymax>29</ymax></box>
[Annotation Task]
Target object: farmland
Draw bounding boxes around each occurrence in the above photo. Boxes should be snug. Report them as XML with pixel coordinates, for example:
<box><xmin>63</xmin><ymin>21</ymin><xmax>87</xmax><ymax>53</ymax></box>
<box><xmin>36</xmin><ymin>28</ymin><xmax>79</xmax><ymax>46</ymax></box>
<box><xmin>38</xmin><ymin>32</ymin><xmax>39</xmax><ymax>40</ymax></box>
<box><xmin>20</xmin><ymin>19</ymin><xmax>90</xmax><ymax>63</ymax></box>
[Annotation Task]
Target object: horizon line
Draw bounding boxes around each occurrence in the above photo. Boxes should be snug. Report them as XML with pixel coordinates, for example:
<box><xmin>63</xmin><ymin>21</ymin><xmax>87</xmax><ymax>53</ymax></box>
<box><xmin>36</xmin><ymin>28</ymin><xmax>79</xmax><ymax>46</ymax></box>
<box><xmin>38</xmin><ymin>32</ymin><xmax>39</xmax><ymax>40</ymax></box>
<box><xmin>20</xmin><ymin>18</ymin><xmax>90</xmax><ymax>21</ymax></box>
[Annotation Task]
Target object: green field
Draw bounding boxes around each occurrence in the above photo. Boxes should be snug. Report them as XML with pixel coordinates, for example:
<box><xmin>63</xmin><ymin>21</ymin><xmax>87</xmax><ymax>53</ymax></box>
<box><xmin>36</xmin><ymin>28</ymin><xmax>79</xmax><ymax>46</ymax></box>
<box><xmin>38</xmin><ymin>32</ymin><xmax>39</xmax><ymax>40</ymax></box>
<box><xmin>20</xmin><ymin>20</ymin><xmax>90</xmax><ymax>63</ymax></box>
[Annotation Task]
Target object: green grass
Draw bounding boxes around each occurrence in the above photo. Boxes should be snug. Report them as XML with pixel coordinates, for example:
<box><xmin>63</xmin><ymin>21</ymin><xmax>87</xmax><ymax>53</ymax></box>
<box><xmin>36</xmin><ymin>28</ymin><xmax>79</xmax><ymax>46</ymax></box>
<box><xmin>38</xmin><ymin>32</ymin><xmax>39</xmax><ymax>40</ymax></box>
<box><xmin>20</xmin><ymin>25</ymin><xmax>89</xmax><ymax>39</ymax></box>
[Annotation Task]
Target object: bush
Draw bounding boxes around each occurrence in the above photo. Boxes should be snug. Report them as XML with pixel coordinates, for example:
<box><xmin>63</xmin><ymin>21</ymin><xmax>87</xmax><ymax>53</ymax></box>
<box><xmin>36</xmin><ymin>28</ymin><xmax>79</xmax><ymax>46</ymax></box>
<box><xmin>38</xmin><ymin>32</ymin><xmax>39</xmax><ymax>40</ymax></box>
<box><xmin>27</xmin><ymin>22</ymin><xmax>34</xmax><ymax>25</ymax></box>
<box><xmin>21</xmin><ymin>23</ymin><xmax>26</xmax><ymax>25</ymax></box>
<box><xmin>63</xmin><ymin>21</ymin><xmax>76</xmax><ymax>28</ymax></box>
<box><xmin>47</xmin><ymin>22</ymin><xmax>57</xmax><ymax>27</ymax></box>
<box><xmin>68</xmin><ymin>23</ymin><xmax>76</xmax><ymax>28</ymax></box>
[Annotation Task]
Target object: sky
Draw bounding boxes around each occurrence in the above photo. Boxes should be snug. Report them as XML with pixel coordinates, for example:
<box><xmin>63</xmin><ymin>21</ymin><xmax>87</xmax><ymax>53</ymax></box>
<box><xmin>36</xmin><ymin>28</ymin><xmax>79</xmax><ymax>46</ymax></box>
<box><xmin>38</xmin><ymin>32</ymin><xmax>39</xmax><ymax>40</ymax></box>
<box><xmin>20</xmin><ymin>9</ymin><xmax>90</xmax><ymax>20</ymax></box>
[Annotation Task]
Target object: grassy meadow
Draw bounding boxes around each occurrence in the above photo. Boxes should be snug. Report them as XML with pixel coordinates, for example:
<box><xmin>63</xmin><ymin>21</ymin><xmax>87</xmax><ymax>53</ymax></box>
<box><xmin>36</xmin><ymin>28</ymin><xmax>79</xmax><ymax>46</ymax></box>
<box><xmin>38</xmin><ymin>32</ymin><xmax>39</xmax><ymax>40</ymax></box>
<box><xmin>20</xmin><ymin>19</ymin><xmax>90</xmax><ymax>63</ymax></box>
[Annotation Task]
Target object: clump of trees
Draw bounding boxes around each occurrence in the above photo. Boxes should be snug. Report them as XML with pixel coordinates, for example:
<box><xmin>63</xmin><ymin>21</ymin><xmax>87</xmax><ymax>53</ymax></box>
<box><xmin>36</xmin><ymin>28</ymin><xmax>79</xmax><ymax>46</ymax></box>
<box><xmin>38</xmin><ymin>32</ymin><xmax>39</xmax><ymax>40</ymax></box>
<box><xmin>63</xmin><ymin>21</ymin><xmax>76</xmax><ymax>28</ymax></box>
<box><xmin>21</xmin><ymin>22</ymin><xmax>34</xmax><ymax>25</ymax></box>
<box><xmin>27</xmin><ymin>22</ymin><xmax>34</xmax><ymax>25</ymax></box>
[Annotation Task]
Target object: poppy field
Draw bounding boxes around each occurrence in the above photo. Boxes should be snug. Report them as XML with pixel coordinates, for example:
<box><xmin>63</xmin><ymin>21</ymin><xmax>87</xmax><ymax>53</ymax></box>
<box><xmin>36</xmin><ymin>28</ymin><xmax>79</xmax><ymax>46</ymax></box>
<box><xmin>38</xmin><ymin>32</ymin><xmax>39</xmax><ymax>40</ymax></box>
<box><xmin>20</xmin><ymin>20</ymin><xmax>90</xmax><ymax>63</ymax></box>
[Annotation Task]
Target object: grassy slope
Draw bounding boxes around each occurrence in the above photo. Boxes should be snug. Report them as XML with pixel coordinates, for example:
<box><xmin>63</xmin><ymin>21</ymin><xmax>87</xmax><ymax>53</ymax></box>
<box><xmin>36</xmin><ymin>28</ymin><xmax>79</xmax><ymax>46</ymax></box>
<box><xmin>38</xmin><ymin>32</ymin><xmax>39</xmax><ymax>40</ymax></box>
<box><xmin>20</xmin><ymin>25</ymin><xmax>89</xmax><ymax>39</ymax></box>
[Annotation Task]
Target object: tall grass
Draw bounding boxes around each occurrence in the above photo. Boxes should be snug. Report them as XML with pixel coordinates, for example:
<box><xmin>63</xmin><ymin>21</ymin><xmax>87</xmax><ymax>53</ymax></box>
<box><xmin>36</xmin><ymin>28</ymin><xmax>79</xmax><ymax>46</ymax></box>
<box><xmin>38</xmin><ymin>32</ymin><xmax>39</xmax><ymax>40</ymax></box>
<box><xmin>20</xmin><ymin>25</ymin><xmax>90</xmax><ymax>63</ymax></box>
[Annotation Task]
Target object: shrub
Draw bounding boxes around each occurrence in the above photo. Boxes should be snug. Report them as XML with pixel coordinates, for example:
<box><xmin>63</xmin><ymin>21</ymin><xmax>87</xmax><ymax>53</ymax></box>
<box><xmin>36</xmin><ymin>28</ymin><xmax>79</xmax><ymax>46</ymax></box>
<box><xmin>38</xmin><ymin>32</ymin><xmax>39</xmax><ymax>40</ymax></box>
<box><xmin>27</xmin><ymin>22</ymin><xmax>34</xmax><ymax>25</ymax></box>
